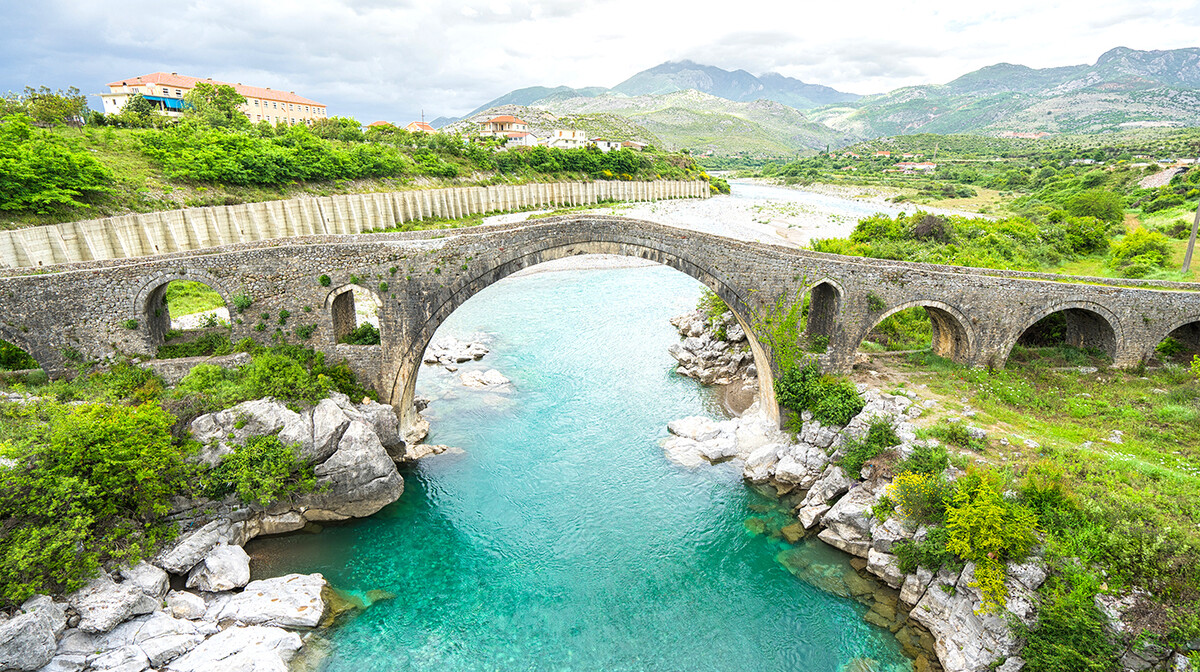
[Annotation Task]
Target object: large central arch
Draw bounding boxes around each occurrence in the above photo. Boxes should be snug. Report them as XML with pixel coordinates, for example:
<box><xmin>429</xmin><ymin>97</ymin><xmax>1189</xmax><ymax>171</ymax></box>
<box><xmin>387</xmin><ymin>239</ymin><xmax>780</xmax><ymax>431</ymax></box>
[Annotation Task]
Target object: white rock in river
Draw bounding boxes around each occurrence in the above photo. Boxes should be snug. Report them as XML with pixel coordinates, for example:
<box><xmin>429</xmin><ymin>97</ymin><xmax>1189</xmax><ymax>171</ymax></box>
<box><xmin>301</xmin><ymin>420</ymin><xmax>405</xmax><ymax>521</ymax></box>
<box><xmin>186</xmin><ymin>543</ymin><xmax>250</xmax><ymax>593</ymax></box>
<box><xmin>460</xmin><ymin>369</ymin><xmax>510</xmax><ymax>388</ymax></box>
<box><xmin>208</xmin><ymin>573</ymin><xmax>326</xmax><ymax>628</ymax></box>
<box><xmin>165</xmin><ymin>625</ymin><xmax>302</xmax><ymax>672</ymax></box>
<box><xmin>660</xmin><ymin>436</ymin><xmax>709</xmax><ymax>469</ymax></box>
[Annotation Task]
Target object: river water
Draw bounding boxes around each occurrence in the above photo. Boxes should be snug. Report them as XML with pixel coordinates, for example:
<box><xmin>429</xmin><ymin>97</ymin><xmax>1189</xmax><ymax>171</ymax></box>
<box><xmin>247</xmin><ymin>183</ymin><xmax>914</xmax><ymax>671</ymax></box>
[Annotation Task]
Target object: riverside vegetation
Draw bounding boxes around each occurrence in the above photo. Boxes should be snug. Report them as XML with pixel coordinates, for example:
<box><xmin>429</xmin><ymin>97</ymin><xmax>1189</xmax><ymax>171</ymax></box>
<box><xmin>688</xmin><ymin>281</ymin><xmax>1200</xmax><ymax>670</ymax></box>
<box><xmin>0</xmin><ymin>84</ymin><xmax>718</xmax><ymax>228</ymax></box>
<box><xmin>0</xmin><ymin>342</ymin><xmax>376</xmax><ymax>607</ymax></box>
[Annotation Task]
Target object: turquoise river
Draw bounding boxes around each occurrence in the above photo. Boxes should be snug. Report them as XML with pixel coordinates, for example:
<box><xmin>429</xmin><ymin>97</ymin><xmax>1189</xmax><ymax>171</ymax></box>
<box><xmin>247</xmin><ymin>262</ymin><xmax>914</xmax><ymax>671</ymax></box>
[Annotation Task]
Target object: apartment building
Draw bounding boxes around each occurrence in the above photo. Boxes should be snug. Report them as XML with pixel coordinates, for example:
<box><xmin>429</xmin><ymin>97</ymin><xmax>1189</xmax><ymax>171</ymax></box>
<box><xmin>100</xmin><ymin>72</ymin><xmax>327</xmax><ymax>125</ymax></box>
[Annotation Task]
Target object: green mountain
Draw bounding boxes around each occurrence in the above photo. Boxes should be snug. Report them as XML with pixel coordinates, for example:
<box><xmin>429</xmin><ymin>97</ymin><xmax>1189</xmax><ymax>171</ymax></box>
<box><xmin>540</xmin><ymin>90</ymin><xmax>848</xmax><ymax>155</ymax></box>
<box><xmin>810</xmin><ymin>47</ymin><xmax>1200</xmax><ymax>137</ymax></box>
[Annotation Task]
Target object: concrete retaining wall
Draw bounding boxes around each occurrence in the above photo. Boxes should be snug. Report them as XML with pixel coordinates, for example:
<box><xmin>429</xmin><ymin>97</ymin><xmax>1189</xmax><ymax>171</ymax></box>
<box><xmin>0</xmin><ymin>180</ymin><xmax>709</xmax><ymax>269</ymax></box>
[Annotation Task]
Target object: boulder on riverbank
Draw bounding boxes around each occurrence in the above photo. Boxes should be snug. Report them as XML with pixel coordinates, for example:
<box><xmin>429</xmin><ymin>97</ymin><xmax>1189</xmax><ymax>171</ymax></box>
<box><xmin>423</xmin><ymin>336</ymin><xmax>490</xmax><ymax>370</ymax></box>
<box><xmin>669</xmin><ymin>310</ymin><xmax>758</xmax><ymax>414</ymax></box>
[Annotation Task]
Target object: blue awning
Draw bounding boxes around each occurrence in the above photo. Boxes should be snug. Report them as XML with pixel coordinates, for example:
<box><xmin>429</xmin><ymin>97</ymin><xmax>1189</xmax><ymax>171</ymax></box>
<box><xmin>143</xmin><ymin>95</ymin><xmax>188</xmax><ymax>110</ymax></box>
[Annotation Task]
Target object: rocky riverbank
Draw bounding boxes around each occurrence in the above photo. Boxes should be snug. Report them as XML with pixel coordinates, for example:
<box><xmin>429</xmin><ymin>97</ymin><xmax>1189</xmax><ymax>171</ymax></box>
<box><xmin>667</xmin><ymin>309</ymin><xmax>758</xmax><ymax>416</ymax></box>
<box><xmin>663</xmin><ymin>311</ymin><xmax>1194</xmax><ymax>672</ymax></box>
<box><xmin>0</xmin><ymin>390</ymin><xmax>457</xmax><ymax>672</ymax></box>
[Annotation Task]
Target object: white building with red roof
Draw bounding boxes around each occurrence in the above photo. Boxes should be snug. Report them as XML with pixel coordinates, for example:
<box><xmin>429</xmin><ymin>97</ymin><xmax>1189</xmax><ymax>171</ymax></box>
<box><xmin>478</xmin><ymin>115</ymin><xmax>529</xmax><ymax>137</ymax></box>
<box><xmin>100</xmin><ymin>72</ymin><xmax>327</xmax><ymax>125</ymax></box>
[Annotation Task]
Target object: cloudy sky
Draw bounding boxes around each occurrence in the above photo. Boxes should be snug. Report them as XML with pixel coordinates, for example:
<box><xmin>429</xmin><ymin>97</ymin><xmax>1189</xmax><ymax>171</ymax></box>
<box><xmin>3</xmin><ymin>0</ymin><xmax>1199</xmax><ymax>123</ymax></box>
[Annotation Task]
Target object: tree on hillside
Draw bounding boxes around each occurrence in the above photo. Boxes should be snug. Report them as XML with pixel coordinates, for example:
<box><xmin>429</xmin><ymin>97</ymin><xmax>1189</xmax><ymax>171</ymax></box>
<box><xmin>22</xmin><ymin>86</ymin><xmax>88</xmax><ymax>126</ymax></box>
<box><xmin>311</xmin><ymin>116</ymin><xmax>363</xmax><ymax>142</ymax></box>
<box><xmin>119</xmin><ymin>93</ymin><xmax>155</xmax><ymax>127</ymax></box>
<box><xmin>1065</xmin><ymin>190</ymin><xmax>1125</xmax><ymax>224</ymax></box>
<box><xmin>183</xmin><ymin>83</ymin><xmax>249</xmax><ymax>129</ymax></box>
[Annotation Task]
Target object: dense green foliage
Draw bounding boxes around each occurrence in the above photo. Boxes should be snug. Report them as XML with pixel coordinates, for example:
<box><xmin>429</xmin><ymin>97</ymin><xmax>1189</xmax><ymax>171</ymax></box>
<box><xmin>1</xmin><ymin>87</ymin><xmax>88</xmax><ymax>126</ymax></box>
<box><xmin>774</xmin><ymin>362</ymin><xmax>864</xmax><ymax>427</ymax></box>
<box><xmin>157</xmin><ymin>331</ymin><xmax>233</xmax><ymax>359</ymax></box>
<box><xmin>338</xmin><ymin>323</ymin><xmax>381</xmax><ymax>345</ymax></box>
<box><xmin>0</xmin><ymin>342</ymin><xmax>379</xmax><ymax>606</ymax></box>
<box><xmin>838</xmin><ymin>418</ymin><xmax>901</xmax><ymax>478</ymax></box>
<box><xmin>811</xmin><ymin>211</ymin><xmax>1109</xmax><ymax>271</ymax></box>
<box><xmin>0</xmin><ymin>115</ymin><xmax>112</xmax><ymax>213</ymax></box>
<box><xmin>201</xmin><ymin>435</ymin><xmax>315</xmax><ymax>506</ymax></box>
<box><xmin>0</xmin><ymin>401</ymin><xmax>188</xmax><ymax>603</ymax></box>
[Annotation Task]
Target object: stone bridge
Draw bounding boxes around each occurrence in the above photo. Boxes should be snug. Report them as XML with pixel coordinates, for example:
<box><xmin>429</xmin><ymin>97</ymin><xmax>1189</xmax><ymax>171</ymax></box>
<box><xmin>1</xmin><ymin>215</ymin><xmax>1198</xmax><ymax>429</ymax></box>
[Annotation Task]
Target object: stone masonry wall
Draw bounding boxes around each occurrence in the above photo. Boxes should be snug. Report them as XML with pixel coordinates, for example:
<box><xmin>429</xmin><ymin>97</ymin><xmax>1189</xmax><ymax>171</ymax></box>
<box><xmin>0</xmin><ymin>215</ymin><xmax>1197</xmax><ymax>436</ymax></box>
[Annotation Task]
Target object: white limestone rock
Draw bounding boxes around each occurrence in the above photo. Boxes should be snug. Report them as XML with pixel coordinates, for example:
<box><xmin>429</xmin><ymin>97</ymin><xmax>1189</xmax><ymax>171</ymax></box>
<box><xmin>186</xmin><ymin>543</ymin><xmax>251</xmax><ymax>593</ymax></box>
<box><xmin>800</xmin><ymin>465</ymin><xmax>852</xmax><ymax>507</ymax></box>
<box><xmin>773</xmin><ymin>443</ymin><xmax>829</xmax><ymax>488</ymax></box>
<box><xmin>660</xmin><ymin>437</ymin><xmax>708</xmax><ymax>469</ymax></box>
<box><xmin>666</xmin><ymin>416</ymin><xmax>722</xmax><ymax>442</ymax></box>
<box><xmin>817</xmin><ymin>484</ymin><xmax>879</xmax><ymax>559</ymax></box>
<box><xmin>209</xmin><ymin>574</ymin><xmax>326</xmax><ymax>628</ymax></box>
<box><xmin>118</xmin><ymin>562</ymin><xmax>169</xmax><ymax>601</ymax></box>
<box><xmin>300</xmin><ymin>420</ymin><xmax>404</xmax><ymax>521</ymax></box>
<box><xmin>869</xmin><ymin>516</ymin><xmax>912</xmax><ymax>554</ymax></box>
<box><xmin>308</xmin><ymin>398</ymin><xmax>351</xmax><ymax>463</ymax></box>
<box><xmin>165</xmin><ymin>625</ymin><xmax>302</xmax><ymax>672</ymax></box>
<box><xmin>460</xmin><ymin>369</ymin><xmax>510</xmax><ymax>388</ymax></box>
<box><xmin>87</xmin><ymin>644</ymin><xmax>148</xmax><ymax>672</ymax></box>
<box><xmin>797</xmin><ymin>504</ymin><xmax>831</xmax><ymax>530</ymax></box>
<box><xmin>189</xmin><ymin>399</ymin><xmax>312</xmax><ymax>468</ymax></box>
<box><xmin>0</xmin><ymin>601</ymin><xmax>61</xmax><ymax>671</ymax></box>
<box><xmin>866</xmin><ymin>549</ymin><xmax>904</xmax><ymax>588</ymax></box>
<box><xmin>911</xmin><ymin>564</ymin><xmax>1020</xmax><ymax>672</ymax></box>
<box><xmin>67</xmin><ymin>575</ymin><xmax>153</xmax><ymax>634</ymax></box>
<box><xmin>155</xmin><ymin>519</ymin><xmax>244</xmax><ymax>575</ymax></box>
<box><xmin>166</xmin><ymin>591</ymin><xmax>207</xmax><ymax>621</ymax></box>
<box><xmin>741</xmin><ymin>443</ymin><xmax>784</xmax><ymax>483</ymax></box>
<box><xmin>900</xmin><ymin>568</ymin><xmax>934</xmax><ymax>606</ymax></box>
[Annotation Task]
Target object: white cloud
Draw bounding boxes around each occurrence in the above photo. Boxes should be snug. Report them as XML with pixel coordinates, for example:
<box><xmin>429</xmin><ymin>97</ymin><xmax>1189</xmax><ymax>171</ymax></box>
<box><xmin>1</xmin><ymin>0</ymin><xmax>1198</xmax><ymax>122</ymax></box>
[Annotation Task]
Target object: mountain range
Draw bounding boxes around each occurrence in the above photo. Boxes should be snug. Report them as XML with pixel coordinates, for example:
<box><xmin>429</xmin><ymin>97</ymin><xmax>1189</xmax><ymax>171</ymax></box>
<box><xmin>434</xmin><ymin>47</ymin><xmax>1200</xmax><ymax>156</ymax></box>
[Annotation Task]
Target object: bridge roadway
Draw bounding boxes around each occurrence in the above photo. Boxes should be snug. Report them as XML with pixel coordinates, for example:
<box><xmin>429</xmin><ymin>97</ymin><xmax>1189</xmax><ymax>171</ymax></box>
<box><xmin>1</xmin><ymin>214</ymin><xmax>1197</xmax><ymax>429</ymax></box>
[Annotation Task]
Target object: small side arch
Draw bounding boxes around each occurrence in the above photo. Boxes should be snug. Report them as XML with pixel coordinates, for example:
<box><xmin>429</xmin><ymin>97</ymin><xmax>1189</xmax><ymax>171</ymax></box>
<box><xmin>0</xmin><ymin>324</ymin><xmax>41</xmax><ymax>371</ymax></box>
<box><xmin>325</xmin><ymin>284</ymin><xmax>383</xmax><ymax>343</ymax></box>
<box><xmin>805</xmin><ymin>278</ymin><xmax>844</xmax><ymax>341</ymax></box>
<box><xmin>131</xmin><ymin>269</ymin><xmax>235</xmax><ymax>345</ymax></box>
<box><xmin>1005</xmin><ymin>300</ymin><xmax>1122</xmax><ymax>362</ymax></box>
<box><xmin>1153</xmin><ymin>313</ymin><xmax>1200</xmax><ymax>361</ymax></box>
<box><xmin>857</xmin><ymin>299</ymin><xmax>975</xmax><ymax>363</ymax></box>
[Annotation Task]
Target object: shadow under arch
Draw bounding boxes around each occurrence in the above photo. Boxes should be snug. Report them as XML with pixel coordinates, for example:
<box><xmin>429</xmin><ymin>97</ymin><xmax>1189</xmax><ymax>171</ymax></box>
<box><xmin>131</xmin><ymin>269</ymin><xmax>235</xmax><ymax>346</ymax></box>
<box><xmin>1004</xmin><ymin>300</ymin><xmax>1122</xmax><ymax>363</ymax></box>
<box><xmin>856</xmin><ymin>299</ymin><xmax>975</xmax><ymax>363</ymax></box>
<box><xmin>1154</xmin><ymin>313</ymin><xmax>1200</xmax><ymax>359</ymax></box>
<box><xmin>324</xmin><ymin>283</ymin><xmax>384</xmax><ymax>342</ymax></box>
<box><xmin>0</xmin><ymin>324</ymin><xmax>42</xmax><ymax>371</ymax></box>
<box><xmin>805</xmin><ymin>278</ymin><xmax>845</xmax><ymax>342</ymax></box>
<box><xmin>388</xmin><ymin>244</ymin><xmax>779</xmax><ymax>429</ymax></box>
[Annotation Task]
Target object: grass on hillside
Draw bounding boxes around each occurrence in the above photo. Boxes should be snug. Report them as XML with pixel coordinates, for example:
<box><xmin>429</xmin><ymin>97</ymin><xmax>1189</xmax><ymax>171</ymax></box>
<box><xmin>164</xmin><ymin>281</ymin><xmax>227</xmax><ymax>319</ymax></box>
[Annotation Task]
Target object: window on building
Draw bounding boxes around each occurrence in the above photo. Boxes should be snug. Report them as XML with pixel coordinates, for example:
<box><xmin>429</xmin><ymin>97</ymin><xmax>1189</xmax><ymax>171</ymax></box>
<box><xmin>175</xmin><ymin>89</ymin><xmax>182</xmax><ymax>96</ymax></box>
<box><xmin>253</xmin><ymin>100</ymin><xmax>259</xmax><ymax>106</ymax></box>
<box><xmin>272</xmin><ymin>102</ymin><xmax>277</xmax><ymax>109</ymax></box>
<box><xmin>289</xmin><ymin>104</ymin><xmax>294</xmax><ymax>110</ymax></box>
<box><xmin>163</xmin><ymin>88</ymin><xmax>169</xmax><ymax>95</ymax></box>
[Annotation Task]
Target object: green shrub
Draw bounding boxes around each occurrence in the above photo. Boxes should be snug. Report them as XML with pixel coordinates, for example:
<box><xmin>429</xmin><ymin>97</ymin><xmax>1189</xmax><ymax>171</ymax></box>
<box><xmin>1021</xmin><ymin>577</ymin><xmax>1120</xmax><ymax>672</ymax></box>
<box><xmin>894</xmin><ymin>526</ymin><xmax>958</xmax><ymax>574</ymax></box>
<box><xmin>927</xmin><ymin>421</ymin><xmax>987</xmax><ymax>452</ymax></box>
<box><xmin>242</xmin><ymin>353</ymin><xmax>322</xmax><ymax>401</ymax></box>
<box><xmin>1065</xmin><ymin>190</ymin><xmax>1125</xmax><ymax>224</ymax></box>
<box><xmin>338</xmin><ymin>323</ymin><xmax>381</xmax><ymax>346</ymax></box>
<box><xmin>866</xmin><ymin>293</ymin><xmax>886</xmax><ymax>312</ymax></box>
<box><xmin>0</xmin><ymin>115</ymin><xmax>113</xmax><ymax>214</ymax></box>
<box><xmin>0</xmin><ymin>401</ymin><xmax>190</xmax><ymax>605</ymax></box>
<box><xmin>945</xmin><ymin>474</ymin><xmax>1039</xmax><ymax>611</ymax></box>
<box><xmin>201</xmin><ymin>435</ymin><xmax>315</xmax><ymax>506</ymax></box>
<box><xmin>319</xmin><ymin>274</ymin><xmax>331</xmax><ymax>287</ymax></box>
<box><xmin>774</xmin><ymin>362</ymin><xmax>864</xmax><ymax>427</ymax></box>
<box><xmin>231</xmin><ymin>293</ymin><xmax>252</xmax><ymax>313</ymax></box>
<box><xmin>838</xmin><ymin>418</ymin><xmax>900</xmax><ymax>477</ymax></box>
<box><xmin>1109</xmin><ymin>229</ymin><xmax>1172</xmax><ymax>271</ymax></box>
<box><xmin>294</xmin><ymin>324</ymin><xmax>317</xmax><ymax>340</ymax></box>
<box><xmin>378</xmin><ymin>282</ymin><xmax>388</xmax><ymax>293</ymax></box>
<box><xmin>889</xmin><ymin>470</ymin><xmax>952</xmax><ymax>526</ymax></box>
<box><xmin>899</xmin><ymin>442</ymin><xmax>949</xmax><ymax>475</ymax></box>
<box><xmin>122</xmin><ymin>319</ymin><xmax>139</xmax><ymax>330</ymax></box>
<box><xmin>156</xmin><ymin>332</ymin><xmax>233</xmax><ymax>359</ymax></box>
<box><xmin>1063</xmin><ymin>216</ymin><xmax>1109</xmax><ymax>254</ymax></box>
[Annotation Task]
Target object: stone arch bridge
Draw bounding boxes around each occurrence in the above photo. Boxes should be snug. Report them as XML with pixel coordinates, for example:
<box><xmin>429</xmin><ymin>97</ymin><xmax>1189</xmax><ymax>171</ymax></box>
<box><xmin>1</xmin><ymin>215</ymin><xmax>1197</xmax><ymax>429</ymax></box>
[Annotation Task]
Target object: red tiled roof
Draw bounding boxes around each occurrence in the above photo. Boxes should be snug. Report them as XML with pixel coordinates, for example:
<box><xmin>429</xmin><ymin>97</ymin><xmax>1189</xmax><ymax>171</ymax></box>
<box><xmin>368</xmin><ymin>121</ymin><xmax>393</xmax><ymax>127</ymax></box>
<box><xmin>106</xmin><ymin>72</ymin><xmax>324</xmax><ymax>107</ymax></box>
<box><xmin>406</xmin><ymin>121</ymin><xmax>436</xmax><ymax>132</ymax></box>
<box><xmin>484</xmin><ymin>115</ymin><xmax>527</xmax><ymax>124</ymax></box>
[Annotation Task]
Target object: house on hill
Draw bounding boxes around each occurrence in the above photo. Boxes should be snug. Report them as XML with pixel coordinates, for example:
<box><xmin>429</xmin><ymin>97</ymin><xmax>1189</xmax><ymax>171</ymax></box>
<box><xmin>896</xmin><ymin>161</ymin><xmax>937</xmax><ymax>173</ymax></box>
<box><xmin>503</xmin><ymin>131</ymin><xmax>540</xmax><ymax>147</ymax></box>
<box><xmin>100</xmin><ymin>72</ymin><xmax>326</xmax><ymax>125</ymax></box>
<box><xmin>367</xmin><ymin>121</ymin><xmax>393</xmax><ymax>128</ymax></box>
<box><xmin>590</xmin><ymin>138</ymin><xmax>621</xmax><ymax>153</ymax></box>
<box><xmin>873</xmin><ymin>151</ymin><xmax>892</xmax><ymax>158</ymax></box>
<box><xmin>479</xmin><ymin>115</ymin><xmax>528</xmax><ymax>137</ymax></box>
<box><xmin>622</xmin><ymin>140</ymin><xmax>647</xmax><ymax>151</ymax></box>
<box><xmin>405</xmin><ymin>121</ymin><xmax>436</xmax><ymax>133</ymax></box>
<box><xmin>549</xmin><ymin>129</ymin><xmax>588</xmax><ymax>149</ymax></box>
